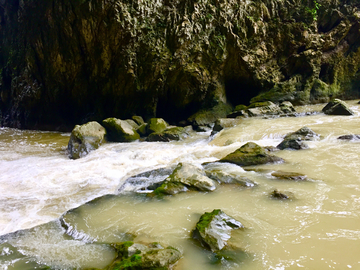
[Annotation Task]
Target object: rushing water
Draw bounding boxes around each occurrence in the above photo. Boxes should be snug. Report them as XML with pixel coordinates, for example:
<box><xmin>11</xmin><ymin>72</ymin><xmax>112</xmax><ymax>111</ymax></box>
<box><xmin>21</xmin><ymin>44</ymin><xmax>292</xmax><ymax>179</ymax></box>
<box><xmin>1</xmin><ymin>101</ymin><xmax>360</xmax><ymax>269</ymax></box>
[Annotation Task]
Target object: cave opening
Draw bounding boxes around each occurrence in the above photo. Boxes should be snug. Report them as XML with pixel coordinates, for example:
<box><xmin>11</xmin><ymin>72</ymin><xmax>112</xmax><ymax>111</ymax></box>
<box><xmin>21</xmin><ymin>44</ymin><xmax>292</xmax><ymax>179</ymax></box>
<box><xmin>225</xmin><ymin>78</ymin><xmax>262</xmax><ymax>107</ymax></box>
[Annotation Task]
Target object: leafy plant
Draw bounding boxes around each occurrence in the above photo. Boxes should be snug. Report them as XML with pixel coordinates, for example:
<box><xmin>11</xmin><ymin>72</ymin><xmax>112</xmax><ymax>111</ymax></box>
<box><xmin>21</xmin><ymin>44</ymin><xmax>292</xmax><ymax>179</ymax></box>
<box><xmin>306</xmin><ymin>0</ymin><xmax>321</xmax><ymax>21</ymax></box>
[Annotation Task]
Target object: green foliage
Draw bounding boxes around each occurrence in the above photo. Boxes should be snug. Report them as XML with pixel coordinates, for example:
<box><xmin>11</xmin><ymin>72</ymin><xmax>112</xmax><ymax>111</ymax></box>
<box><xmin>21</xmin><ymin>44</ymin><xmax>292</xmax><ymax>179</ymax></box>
<box><xmin>306</xmin><ymin>0</ymin><xmax>321</xmax><ymax>21</ymax></box>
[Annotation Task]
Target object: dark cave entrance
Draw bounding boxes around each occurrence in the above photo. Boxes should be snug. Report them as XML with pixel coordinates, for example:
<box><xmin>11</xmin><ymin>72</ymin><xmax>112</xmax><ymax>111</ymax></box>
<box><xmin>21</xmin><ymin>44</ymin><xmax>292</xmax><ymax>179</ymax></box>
<box><xmin>225</xmin><ymin>78</ymin><xmax>262</xmax><ymax>106</ymax></box>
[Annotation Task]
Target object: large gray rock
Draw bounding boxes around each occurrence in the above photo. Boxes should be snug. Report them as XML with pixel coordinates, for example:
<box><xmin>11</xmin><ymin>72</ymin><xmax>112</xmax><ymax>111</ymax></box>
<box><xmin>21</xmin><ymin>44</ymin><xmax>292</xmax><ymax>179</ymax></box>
<box><xmin>322</xmin><ymin>99</ymin><xmax>354</xmax><ymax>115</ymax></box>
<box><xmin>192</xmin><ymin>209</ymin><xmax>244</xmax><ymax>252</ymax></box>
<box><xmin>205</xmin><ymin>169</ymin><xmax>256</xmax><ymax>187</ymax></box>
<box><xmin>67</xmin><ymin>121</ymin><xmax>106</xmax><ymax>159</ymax></box>
<box><xmin>277</xmin><ymin>126</ymin><xmax>319</xmax><ymax>150</ymax></box>
<box><xmin>219</xmin><ymin>142</ymin><xmax>284</xmax><ymax>166</ymax></box>
<box><xmin>102</xmin><ymin>118</ymin><xmax>140</xmax><ymax>142</ymax></box>
<box><xmin>151</xmin><ymin>163</ymin><xmax>216</xmax><ymax>196</ymax></box>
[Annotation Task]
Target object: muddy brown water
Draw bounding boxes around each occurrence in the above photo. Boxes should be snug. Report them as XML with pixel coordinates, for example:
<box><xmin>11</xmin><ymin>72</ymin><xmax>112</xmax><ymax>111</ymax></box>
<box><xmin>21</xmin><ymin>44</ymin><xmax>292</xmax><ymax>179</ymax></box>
<box><xmin>1</xmin><ymin>101</ymin><xmax>360</xmax><ymax>269</ymax></box>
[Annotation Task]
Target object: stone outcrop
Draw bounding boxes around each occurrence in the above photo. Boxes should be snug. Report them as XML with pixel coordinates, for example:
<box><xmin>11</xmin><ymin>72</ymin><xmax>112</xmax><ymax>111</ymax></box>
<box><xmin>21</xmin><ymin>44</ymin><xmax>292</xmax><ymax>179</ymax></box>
<box><xmin>67</xmin><ymin>121</ymin><xmax>106</xmax><ymax>159</ymax></box>
<box><xmin>1</xmin><ymin>0</ymin><xmax>360</xmax><ymax>130</ymax></box>
<box><xmin>322</xmin><ymin>98</ymin><xmax>355</xmax><ymax>115</ymax></box>
<box><xmin>219</xmin><ymin>142</ymin><xmax>284</xmax><ymax>166</ymax></box>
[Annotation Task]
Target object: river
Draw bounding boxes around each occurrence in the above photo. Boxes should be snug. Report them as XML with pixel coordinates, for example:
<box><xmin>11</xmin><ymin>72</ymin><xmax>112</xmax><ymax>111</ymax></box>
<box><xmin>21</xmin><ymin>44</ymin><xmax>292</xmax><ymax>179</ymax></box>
<box><xmin>1</xmin><ymin>101</ymin><xmax>360</xmax><ymax>269</ymax></box>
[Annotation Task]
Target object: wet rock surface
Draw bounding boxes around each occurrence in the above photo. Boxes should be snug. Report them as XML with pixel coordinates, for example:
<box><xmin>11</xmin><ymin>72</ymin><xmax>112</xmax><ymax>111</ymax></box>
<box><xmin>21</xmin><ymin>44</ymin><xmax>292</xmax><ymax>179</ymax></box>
<box><xmin>322</xmin><ymin>99</ymin><xmax>354</xmax><ymax>115</ymax></box>
<box><xmin>270</xmin><ymin>189</ymin><xmax>295</xmax><ymax>200</ymax></box>
<box><xmin>192</xmin><ymin>209</ymin><xmax>244</xmax><ymax>252</ymax></box>
<box><xmin>146</xmin><ymin>126</ymin><xmax>188</xmax><ymax>142</ymax></box>
<box><xmin>271</xmin><ymin>171</ymin><xmax>308</xmax><ymax>181</ymax></box>
<box><xmin>67</xmin><ymin>121</ymin><xmax>107</xmax><ymax>159</ymax></box>
<box><xmin>102</xmin><ymin>118</ymin><xmax>140</xmax><ymax>142</ymax></box>
<box><xmin>277</xmin><ymin>126</ymin><xmax>319</xmax><ymax>150</ymax></box>
<box><xmin>219</xmin><ymin>142</ymin><xmax>284</xmax><ymax>166</ymax></box>
<box><xmin>337</xmin><ymin>134</ymin><xmax>360</xmax><ymax>140</ymax></box>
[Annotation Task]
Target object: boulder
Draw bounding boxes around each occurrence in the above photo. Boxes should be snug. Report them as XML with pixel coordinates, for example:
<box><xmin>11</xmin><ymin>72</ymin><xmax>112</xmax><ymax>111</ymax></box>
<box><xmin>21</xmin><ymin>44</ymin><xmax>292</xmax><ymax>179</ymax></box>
<box><xmin>246</xmin><ymin>101</ymin><xmax>283</xmax><ymax>117</ymax></box>
<box><xmin>279</xmin><ymin>101</ymin><xmax>296</xmax><ymax>114</ymax></box>
<box><xmin>67</xmin><ymin>121</ymin><xmax>106</xmax><ymax>159</ymax></box>
<box><xmin>219</xmin><ymin>142</ymin><xmax>284</xmax><ymax>166</ymax></box>
<box><xmin>188</xmin><ymin>103</ymin><xmax>233</xmax><ymax>130</ymax></box>
<box><xmin>270</xmin><ymin>189</ymin><xmax>295</xmax><ymax>200</ymax></box>
<box><xmin>146</xmin><ymin>127</ymin><xmax>188</xmax><ymax>142</ymax></box>
<box><xmin>271</xmin><ymin>171</ymin><xmax>307</xmax><ymax>181</ymax></box>
<box><xmin>151</xmin><ymin>163</ymin><xmax>216</xmax><ymax>196</ymax></box>
<box><xmin>211</xmin><ymin>118</ymin><xmax>242</xmax><ymax>135</ymax></box>
<box><xmin>108</xmin><ymin>241</ymin><xmax>181</xmax><ymax>270</ymax></box>
<box><xmin>322</xmin><ymin>99</ymin><xmax>354</xmax><ymax>115</ymax></box>
<box><xmin>337</xmin><ymin>134</ymin><xmax>360</xmax><ymax>140</ymax></box>
<box><xmin>125</xmin><ymin>119</ymin><xmax>139</xmax><ymax>129</ymax></box>
<box><xmin>205</xmin><ymin>169</ymin><xmax>256</xmax><ymax>187</ymax></box>
<box><xmin>102</xmin><ymin>118</ymin><xmax>140</xmax><ymax>142</ymax></box>
<box><xmin>146</xmin><ymin>118</ymin><xmax>168</xmax><ymax>134</ymax></box>
<box><xmin>277</xmin><ymin>126</ymin><xmax>319</xmax><ymax>150</ymax></box>
<box><xmin>132</xmin><ymin>115</ymin><xmax>145</xmax><ymax>126</ymax></box>
<box><xmin>136</xmin><ymin>123</ymin><xmax>147</xmax><ymax>137</ymax></box>
<box><xmin>191</xmin><ymin>209</ymin><xmax>244</xmax><ymax>252</ymax></box>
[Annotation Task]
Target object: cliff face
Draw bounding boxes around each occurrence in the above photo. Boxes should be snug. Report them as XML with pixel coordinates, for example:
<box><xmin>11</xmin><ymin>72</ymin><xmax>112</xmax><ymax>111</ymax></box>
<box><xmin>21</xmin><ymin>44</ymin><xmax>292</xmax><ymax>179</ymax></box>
<box><xmin>0</xmin><ymin>0</ymin><xmax>360</xmax><ymax>130</ymax></box>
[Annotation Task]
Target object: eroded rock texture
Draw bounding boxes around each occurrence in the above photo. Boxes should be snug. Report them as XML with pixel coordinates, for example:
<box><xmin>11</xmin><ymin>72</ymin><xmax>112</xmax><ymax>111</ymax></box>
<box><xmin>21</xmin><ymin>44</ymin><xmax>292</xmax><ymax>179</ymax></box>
<box><xmin>1</xmin><ymin>0</ymin><xmax>360</xmax><ymax>130</ymax></box>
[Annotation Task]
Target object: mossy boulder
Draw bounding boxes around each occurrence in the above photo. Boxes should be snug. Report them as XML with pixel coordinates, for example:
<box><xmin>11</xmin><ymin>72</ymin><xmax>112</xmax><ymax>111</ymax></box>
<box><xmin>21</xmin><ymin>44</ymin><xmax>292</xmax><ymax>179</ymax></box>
<box><xmin>219</xmin><ymin>142</ymin><xmax>284</xmax><ymax>166</ymax></box>
<box><xmin>146</xmin><ymin>127</ymin><xmax>188</xmax><ymax>142</ymax></box>
<box><xmin>102</xmin><ymin>118</ymin><xmax>140</xmax><ymax>142</ymax></box>
<box><xmin>146</xmin><ymin>118</ymin><xmax>168</xmax><ymax>134</ymax></box>
<box><xmin>151</xmin><ymin>163</ymin><xmax>216</xmax><ymax>196</ymax></box>
<box><xmin>192</xmin><ymin>209</ymin><xmax>244</xmax><ymax>252</ymax></box>
<box><xmin>136</xmin><ymin>123</ymin><xmax>148</xmax><ymax>137</ymax></box>
<box><xmin>107</xmin><ymin>241</ymin><xmax>181</xmax><ymax>270</ymax></box>
<box><xmin>279</xmin><ymin>101</ymin><xmax>296</xmax><ymax>114</ymax></box>
<box><xmin>67</xmin><ymin>121</ymin><xmax>106</xmax><ymax>159</ymax></box>
<box><xmin>322</xmin><ymin>99</ymin><xmax>354</xmax><ymax>115</ymax></box>
<box><xmin>125</xmin><ymin>119</ymin><xmax>139</xmax><ymax>129</ymax></box>
<box><xmin>132</xmin><ymin>116</ymin><xmax>145</xmax><ymax>126</ymax></box>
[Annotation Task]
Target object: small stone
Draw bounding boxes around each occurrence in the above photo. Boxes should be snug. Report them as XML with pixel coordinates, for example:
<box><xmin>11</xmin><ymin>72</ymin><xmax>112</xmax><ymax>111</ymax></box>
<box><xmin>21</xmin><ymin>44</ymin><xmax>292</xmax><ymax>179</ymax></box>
<box><xmin>271</xmin><ymin>171</ymin><xmax>307</xmax><ymax>181</ymax></box>
<box><xmin>270</xmin><ymin>189</ymin><xmax>295</xmax><ymax>200</ymax></box>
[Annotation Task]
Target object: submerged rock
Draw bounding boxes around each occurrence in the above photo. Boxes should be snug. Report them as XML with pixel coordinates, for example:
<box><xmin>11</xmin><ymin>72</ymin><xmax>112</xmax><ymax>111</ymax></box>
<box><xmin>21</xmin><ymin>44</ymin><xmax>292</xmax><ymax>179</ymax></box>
<box><xmin>192</xmin><ymin>209</ymin><xmax>244</xmax><ymax>252</ymax></box>
<box><xmin>205</xmin><ymin>169</ymin><xmax>256</xmax><ymax>187</ymax></box>
<box><xmin>107</xmin><ymin>241</ymin><xmax>181</xmax><ymax>270</ymax></box>
<box><xmin>151</xmin><ymin>163</ymin><xmax>216</xmax><ymax>196</ymax></box>
<box><xmin>337</xmin><ymin>134</ymin><xmax>360</xmax><ymax>140</ymax></box>
<box><xmin>271</xmin><ymin>171</ymin><xmax>308</xmax><ymax>181</ymax></box>
<box><xmin>219</xmin><ymin>142</ymin><xmax>284</xmax><ymax>166</ymax></box>
<box><xmin>146</xmin><ymin>127</ymin><xmax>188</xmax><ymax>142</ymax></box>
<box><xmin>67</xmin><ymin>121</ymin><xmax>106</xmax><ymax>159</ymax></box>
<box><xmin>270</xmin><ymin>189</ymin><xmax>295</xmax><ymax>200</ymax></box>
<box><xmin>322</xmin><ymin>99</ymin><xmax>354</xmax><ymax>115</ymax></box>
<box><xmin>102</xmin><ymin>118</ymin><xmax>140</xmax><ymax>142</ymax></box>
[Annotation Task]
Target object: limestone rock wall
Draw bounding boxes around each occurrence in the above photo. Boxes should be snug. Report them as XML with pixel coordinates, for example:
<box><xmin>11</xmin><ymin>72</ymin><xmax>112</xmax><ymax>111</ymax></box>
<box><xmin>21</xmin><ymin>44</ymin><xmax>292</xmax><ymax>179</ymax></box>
<box><xmin>0</xmin><ymin>0</ymin><xmax>359</xmax><ymax>130</ymax></box>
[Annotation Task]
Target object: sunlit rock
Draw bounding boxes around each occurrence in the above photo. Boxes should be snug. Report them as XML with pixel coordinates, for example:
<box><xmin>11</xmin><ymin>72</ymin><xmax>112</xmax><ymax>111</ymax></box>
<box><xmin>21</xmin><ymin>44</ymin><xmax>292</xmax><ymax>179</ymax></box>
<box><xmin>322</xmin><ymin>99</ymin><xmax>354</xmax><ymax>115</ymax></box>
<box><xmin>219</xmin><ymin>142</ymin><xmax>284</xmax><ymax>166</ymax></box>
<box><xmin>151</xmin><ymin>163</ymin><xmax>216</xmax><ymax>196</ymax></box>
<box><xmin>102</xmin><ymin>118</ymin><xmax>140</xmax><ymax>142</ymax></box>
<box><xmin>191</xmin><ymin>209</ymin><xmax>244</xmax><ymax>252</ymax></box>
<box><xmin>146</xmin><ymin>118</ymin><xmax>168</xmax><ymax>134</ymax></box>
<box><xmin>107</xmin><ymin>241</ymin><xmax>181</xmax><ymax>270</ymax></box>
<box><xmin>67</xmin><ymin>121</ymin><xmax>106</xmax><ymax>159</ymax></box>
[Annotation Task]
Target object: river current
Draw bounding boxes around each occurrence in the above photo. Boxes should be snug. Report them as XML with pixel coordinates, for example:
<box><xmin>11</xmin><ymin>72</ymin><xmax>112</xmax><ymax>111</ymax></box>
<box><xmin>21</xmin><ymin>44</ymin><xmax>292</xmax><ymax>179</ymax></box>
<box><xmin>1</xmin><ymin>101</ymin><xmax>360</xmax><ymax>269</ymax></box>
